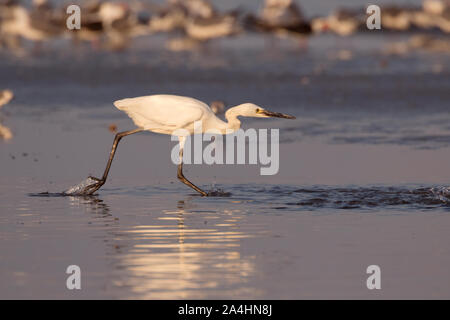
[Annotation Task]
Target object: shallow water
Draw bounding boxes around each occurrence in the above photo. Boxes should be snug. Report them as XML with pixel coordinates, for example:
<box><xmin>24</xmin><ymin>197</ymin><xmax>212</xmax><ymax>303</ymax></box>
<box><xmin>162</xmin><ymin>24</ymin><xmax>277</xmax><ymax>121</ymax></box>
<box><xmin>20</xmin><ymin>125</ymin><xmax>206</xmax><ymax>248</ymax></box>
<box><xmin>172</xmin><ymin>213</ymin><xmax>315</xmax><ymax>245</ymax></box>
<box><xmin>2</xmin><ymin>180</ymin><xmax>450</xmax><ymax>299</ymax></box>
<box><xmin>1</xmin><ymin>30</ymin><xmax>450</xmax><ymax>298</ymax></box>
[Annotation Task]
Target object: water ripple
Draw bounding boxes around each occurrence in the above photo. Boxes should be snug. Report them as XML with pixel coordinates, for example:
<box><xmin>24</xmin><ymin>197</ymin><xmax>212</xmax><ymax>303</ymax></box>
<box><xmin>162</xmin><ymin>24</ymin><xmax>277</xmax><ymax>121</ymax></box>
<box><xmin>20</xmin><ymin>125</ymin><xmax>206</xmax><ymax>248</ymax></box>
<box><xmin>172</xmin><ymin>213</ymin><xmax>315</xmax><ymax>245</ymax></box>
<box><xmin>224</xmin><ymin>184</ymin><xmax>450</xmax><ymax>211</ymax></box>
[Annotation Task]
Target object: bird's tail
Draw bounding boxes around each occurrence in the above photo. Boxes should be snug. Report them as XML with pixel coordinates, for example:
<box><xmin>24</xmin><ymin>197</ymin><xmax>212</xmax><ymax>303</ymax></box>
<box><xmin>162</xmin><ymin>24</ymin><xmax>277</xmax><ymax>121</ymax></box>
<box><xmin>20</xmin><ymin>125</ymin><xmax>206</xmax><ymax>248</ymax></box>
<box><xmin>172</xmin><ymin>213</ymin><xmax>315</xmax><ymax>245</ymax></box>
<box><xmin>113</xmin><ymin>98</ymin><xmax>131</xmax><ymax>110</ymax></box>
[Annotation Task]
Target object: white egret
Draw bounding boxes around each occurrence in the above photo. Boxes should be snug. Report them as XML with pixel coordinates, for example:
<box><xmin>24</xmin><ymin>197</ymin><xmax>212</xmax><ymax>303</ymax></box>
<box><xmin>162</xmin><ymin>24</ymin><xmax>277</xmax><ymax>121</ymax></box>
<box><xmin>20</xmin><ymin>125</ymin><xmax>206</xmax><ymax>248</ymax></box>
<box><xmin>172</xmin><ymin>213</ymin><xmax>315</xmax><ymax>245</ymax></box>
<box><xmin>82</xmin><ymin>94</ymin><xmax>295</xmax><ymax>196</ymax></box>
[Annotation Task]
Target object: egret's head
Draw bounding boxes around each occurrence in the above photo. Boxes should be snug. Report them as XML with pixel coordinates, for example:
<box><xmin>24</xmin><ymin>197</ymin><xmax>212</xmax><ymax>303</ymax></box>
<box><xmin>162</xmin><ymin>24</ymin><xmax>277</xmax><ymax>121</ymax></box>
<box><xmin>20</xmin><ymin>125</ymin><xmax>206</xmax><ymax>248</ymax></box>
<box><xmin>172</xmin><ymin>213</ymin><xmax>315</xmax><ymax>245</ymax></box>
<box><xmin>233</xmin><ymin>103</ymin><xmax>296</xmax><ymax>119</ymax></box>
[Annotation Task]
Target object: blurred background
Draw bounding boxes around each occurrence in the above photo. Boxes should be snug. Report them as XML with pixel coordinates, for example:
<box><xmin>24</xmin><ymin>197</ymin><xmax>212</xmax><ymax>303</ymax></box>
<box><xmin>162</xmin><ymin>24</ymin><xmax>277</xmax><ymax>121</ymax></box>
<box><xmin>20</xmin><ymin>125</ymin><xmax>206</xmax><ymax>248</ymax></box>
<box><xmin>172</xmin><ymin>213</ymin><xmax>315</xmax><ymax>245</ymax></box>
<box><xmin>1</xmin><ymin>0</ymin><xmax>449</xmax><ymax>173</ymax></box>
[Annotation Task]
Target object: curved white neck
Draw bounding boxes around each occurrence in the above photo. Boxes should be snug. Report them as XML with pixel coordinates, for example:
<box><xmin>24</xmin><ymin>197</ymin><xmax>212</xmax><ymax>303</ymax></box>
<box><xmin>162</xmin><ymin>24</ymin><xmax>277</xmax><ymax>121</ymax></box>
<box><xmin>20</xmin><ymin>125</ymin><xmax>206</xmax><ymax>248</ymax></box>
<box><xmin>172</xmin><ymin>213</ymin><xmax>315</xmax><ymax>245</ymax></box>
<box><xmin>205</xmin><ymin>106</ymin><xmax>243</xmax><ymax>135</ymax></box>
<box><xmin>224</xmin><ymin>107</ymin><xmax>242</xmax><ymax>132</ymax></box>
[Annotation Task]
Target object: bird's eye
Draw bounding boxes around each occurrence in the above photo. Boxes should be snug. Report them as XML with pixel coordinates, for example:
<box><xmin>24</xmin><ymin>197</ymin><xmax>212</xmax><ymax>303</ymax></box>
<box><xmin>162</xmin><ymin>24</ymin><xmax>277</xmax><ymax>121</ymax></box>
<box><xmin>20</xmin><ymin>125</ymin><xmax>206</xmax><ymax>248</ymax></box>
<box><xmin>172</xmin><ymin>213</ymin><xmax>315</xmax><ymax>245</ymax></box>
<box><xmin>255</xmin><ymin>108</ymin><xmax>260</xmax><ymax>113</ymax></box>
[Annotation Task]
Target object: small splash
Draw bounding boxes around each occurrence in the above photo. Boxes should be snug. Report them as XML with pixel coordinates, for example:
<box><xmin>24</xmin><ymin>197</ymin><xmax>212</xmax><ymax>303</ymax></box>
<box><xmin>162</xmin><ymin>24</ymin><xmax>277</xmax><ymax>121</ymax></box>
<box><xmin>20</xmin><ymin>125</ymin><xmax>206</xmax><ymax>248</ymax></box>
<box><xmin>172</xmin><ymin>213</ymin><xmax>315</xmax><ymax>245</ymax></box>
<box><xmin>63</xmin><ymin>177</ymin><xmax>98</xmax><ymax>196</ymax></box>
<box><xmin>29</xmin><ymin>177</ymin><xmax>99</xmax><ymax>197</ymax></box>
<box><xmin>207</xmin><ymin>188</ymin><xmax>232</xmax><ymax>197</ymax></box>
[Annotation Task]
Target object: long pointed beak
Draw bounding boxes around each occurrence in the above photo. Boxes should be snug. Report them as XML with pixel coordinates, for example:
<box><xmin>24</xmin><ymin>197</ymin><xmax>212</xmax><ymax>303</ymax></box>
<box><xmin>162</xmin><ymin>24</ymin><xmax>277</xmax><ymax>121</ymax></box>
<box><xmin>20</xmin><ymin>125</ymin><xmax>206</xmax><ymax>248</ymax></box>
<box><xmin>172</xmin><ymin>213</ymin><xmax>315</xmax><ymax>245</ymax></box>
<box><xmin>260</xmin><ymin>110</ymin><xmax>296</xmax><ymax>119</ymax></box>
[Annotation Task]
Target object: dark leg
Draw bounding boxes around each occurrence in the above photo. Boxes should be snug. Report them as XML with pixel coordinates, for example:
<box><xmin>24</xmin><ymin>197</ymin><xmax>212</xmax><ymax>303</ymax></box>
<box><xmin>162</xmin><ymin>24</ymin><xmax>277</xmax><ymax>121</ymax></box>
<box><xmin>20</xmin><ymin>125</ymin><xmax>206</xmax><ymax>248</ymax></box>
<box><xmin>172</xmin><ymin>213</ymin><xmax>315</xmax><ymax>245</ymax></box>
<box><xmin>177</xmin><ymin>148</ymin><xmax>208</xmax><ymax>196</ymax></box>
<box><xmin>83</xmin><ymin>128</ymin><xmax>143</xmax><ymax>195</ymax></box>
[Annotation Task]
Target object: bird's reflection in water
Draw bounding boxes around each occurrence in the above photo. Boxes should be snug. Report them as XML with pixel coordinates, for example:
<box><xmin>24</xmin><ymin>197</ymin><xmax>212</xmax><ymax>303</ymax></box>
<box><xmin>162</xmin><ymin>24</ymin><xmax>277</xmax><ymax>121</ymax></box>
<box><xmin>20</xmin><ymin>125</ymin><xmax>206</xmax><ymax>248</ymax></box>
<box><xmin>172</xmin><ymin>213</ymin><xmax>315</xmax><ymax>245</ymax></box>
<box><xmin>111</xmin><ymin>200</ymin><xmax>260</xmax><ymax>299</ymax></box>
<box><xmin>67</xmin><ymin>195</ymin><xmax>111</xmax><ymax>219</ymax></box>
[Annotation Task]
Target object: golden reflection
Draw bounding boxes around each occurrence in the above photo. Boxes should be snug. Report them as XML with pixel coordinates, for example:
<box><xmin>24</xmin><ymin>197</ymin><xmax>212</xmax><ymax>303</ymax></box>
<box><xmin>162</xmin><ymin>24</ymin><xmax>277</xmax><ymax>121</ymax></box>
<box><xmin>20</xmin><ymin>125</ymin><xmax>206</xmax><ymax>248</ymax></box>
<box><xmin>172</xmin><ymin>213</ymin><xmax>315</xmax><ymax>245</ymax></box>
<box><xmin>0</xmin><ymin>89</ymin><xmax>13</xmax><ymax>141</ymax></box>
<box><xmin>114</xmin><ymin>203</ymin><xmax>260</xmax><ymax>299</ymax></box>
<box><xmin>0</xmin><ymin>122</ymin><xmax>13</xmax><ymax>141</ymax></box>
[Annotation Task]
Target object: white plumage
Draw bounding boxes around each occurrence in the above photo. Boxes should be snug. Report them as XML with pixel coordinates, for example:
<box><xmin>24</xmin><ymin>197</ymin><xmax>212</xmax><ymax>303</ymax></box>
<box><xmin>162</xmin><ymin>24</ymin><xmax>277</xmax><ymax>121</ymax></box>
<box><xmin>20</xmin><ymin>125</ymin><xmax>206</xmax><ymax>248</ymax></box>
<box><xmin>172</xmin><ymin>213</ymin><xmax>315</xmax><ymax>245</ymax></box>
<box><xmin>114</xmin><ymin>95</ymin><xmax>212</xmax><ymax>134</ymax></box>
<box><xmin>82</xmin><ymin>94</ymin><xmax>295</xmax><ymax>196</ymax></box>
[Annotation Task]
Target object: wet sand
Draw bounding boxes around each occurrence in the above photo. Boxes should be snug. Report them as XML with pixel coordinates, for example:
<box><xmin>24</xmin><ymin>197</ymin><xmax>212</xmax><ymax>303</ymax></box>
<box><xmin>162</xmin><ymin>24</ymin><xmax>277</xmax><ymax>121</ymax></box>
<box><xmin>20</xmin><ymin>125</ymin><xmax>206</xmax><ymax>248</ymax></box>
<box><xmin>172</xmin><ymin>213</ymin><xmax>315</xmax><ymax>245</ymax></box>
<box><xmin>1</xmin><ymin>32</ymin><xmax>450</xmax><ymax>299</ymax></box>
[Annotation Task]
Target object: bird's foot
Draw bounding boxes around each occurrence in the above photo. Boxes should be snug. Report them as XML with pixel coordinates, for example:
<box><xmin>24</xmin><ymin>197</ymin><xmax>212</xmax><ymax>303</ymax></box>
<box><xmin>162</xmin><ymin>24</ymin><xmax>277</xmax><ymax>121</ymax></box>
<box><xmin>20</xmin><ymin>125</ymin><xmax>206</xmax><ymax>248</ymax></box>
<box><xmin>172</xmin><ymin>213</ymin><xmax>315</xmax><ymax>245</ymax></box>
<box><xmin>81</xmin><ymin>176</ymin><xmax>105</xmax><ymax>195</ymax></box>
